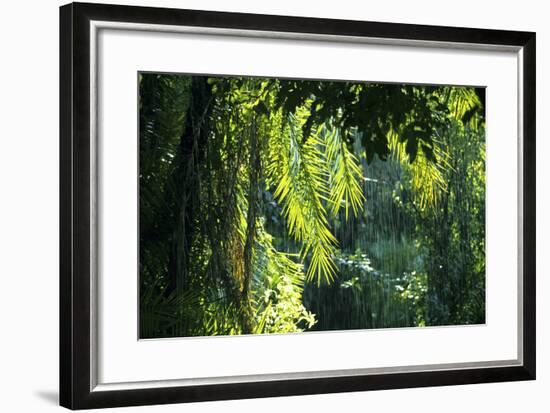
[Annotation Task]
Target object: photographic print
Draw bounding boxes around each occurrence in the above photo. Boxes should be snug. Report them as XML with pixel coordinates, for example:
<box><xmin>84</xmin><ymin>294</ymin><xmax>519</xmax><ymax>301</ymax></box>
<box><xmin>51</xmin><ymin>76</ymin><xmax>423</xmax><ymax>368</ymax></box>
<box><xmin>139</xmin><ymin>73</ymin><xmax>486</xmax><ymax>339</ymax></box>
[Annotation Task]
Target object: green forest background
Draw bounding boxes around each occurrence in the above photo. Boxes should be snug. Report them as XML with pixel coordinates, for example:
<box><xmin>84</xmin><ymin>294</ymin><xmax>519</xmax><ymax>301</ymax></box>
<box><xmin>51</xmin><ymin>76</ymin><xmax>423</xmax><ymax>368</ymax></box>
<box><xmin>139</xmin><ymin>73</ymin><xmax>486</xmax><ymax>338</ymax></box>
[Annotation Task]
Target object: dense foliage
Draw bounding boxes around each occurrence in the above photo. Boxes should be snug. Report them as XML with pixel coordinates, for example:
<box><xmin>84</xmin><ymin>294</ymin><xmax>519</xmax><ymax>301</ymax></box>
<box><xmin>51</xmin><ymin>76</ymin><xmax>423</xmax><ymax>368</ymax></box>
<box><xmin>139</xmin><ymin>73</ymin><xmax>485</xmax><ymax>338</ymax></box>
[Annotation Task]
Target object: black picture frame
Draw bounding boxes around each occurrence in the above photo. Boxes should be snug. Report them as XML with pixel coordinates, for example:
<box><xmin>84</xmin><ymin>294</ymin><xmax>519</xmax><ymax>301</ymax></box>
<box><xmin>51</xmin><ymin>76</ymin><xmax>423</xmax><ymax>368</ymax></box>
<box><xmin>60</xmin><ymin>2</ymin><xmax>536</xmax><ymax>409</ymax></box>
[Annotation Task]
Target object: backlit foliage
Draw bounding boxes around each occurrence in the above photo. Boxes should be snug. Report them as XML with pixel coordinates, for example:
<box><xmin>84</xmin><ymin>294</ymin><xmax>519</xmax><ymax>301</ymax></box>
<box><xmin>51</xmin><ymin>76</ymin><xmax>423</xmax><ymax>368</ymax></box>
<box><xmin>139</xmin><ymin>74</ymin><xmax>485</xmax><ymax>338</ymax></box>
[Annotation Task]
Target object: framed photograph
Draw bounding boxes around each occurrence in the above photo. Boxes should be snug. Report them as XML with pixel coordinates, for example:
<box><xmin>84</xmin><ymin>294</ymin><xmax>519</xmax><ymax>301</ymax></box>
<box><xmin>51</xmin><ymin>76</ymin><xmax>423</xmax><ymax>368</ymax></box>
<box><xmin>60</xmin><ymin>2</ymin><xmax>536</xmax><ymax>409</ymax></box>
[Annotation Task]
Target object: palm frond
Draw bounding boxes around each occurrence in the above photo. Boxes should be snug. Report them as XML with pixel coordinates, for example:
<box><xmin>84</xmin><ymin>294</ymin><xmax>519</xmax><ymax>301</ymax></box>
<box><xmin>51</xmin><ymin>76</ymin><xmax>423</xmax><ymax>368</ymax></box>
<box><xmin>444</xmin><ymin>87</ymin><xmax>481</xmax><ymax>120</ymax></box>
<box><xmin>265</xmin><ymin>105</ymin><xmax>339</xmax><ymax>284</ymax></box>
<box><xmin>322</xmin><ymin>125</ymin><xmax>365</xmax><ymax>218</ymax></box>
<box><xmin>388</xmin><ymin>129</ymin><xmax>450</xmax><ymax>209</ymax></box>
